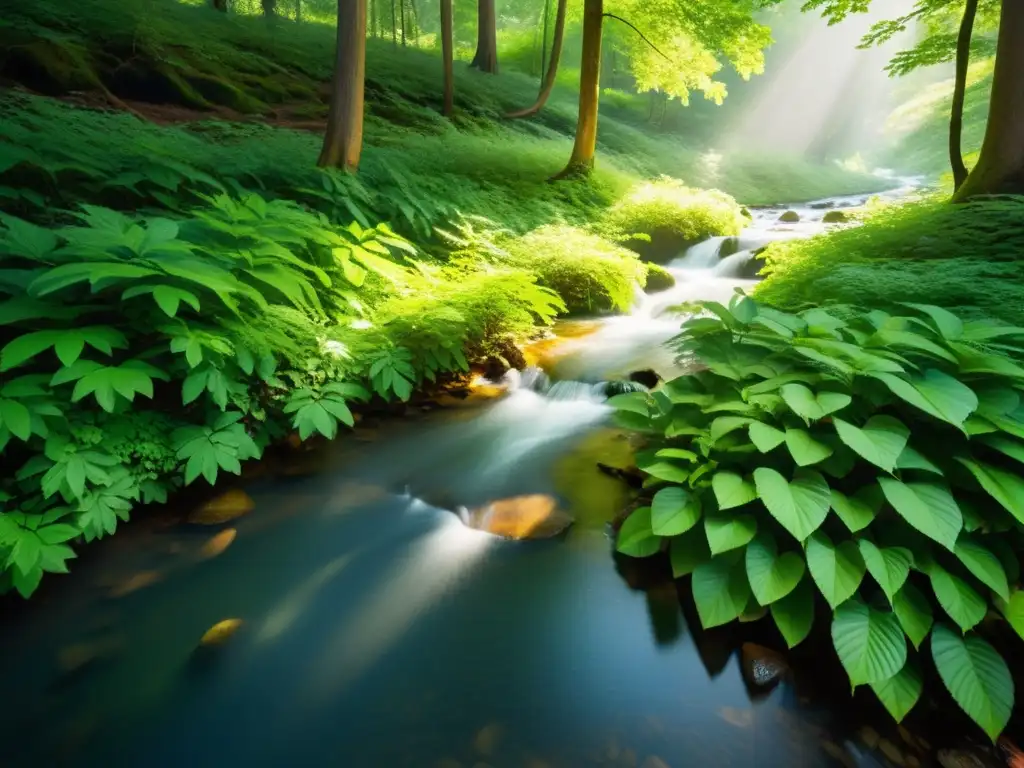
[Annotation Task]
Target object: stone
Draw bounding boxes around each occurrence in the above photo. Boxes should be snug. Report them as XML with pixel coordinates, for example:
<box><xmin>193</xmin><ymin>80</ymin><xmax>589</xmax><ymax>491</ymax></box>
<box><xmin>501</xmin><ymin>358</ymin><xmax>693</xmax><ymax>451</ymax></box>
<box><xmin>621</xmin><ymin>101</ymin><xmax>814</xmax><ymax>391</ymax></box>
<box><xmin>717</xmin><ymin>706</ymin><xmax>753</xmax><ymax>728</ymax></box>
<box><xmin>464</xmin><ymin>495</ymin><xmax>573</xmax><ymax>539</ymax></box>
<box><xmin>199</xmin><ymin>528</ymin><xmax>237</xmax><ymax>559</ymax></box>
<box><xmin>778</xmin><ymin>210</ymin><xmax>801</xmax><ymax>223</ymax></box>
<box><xmin>188</xmin><ymin>489</ymin><xmax>255</xmax><ymax>524</ymax></box>
<box><xmin>858</xmin><ymin>726</ymin><xmax>880</xmax><ymax>750</ymax></box>
<box><xmin>644</xmin><ymin>264</ymin><xmax>676</xmax><ymax>294</ymax></box>
<box><xmin>628</xmin><ymin>369</ymin><xmax>660</xmax><ymax>389</ymax></box>
<box><xmin>740</xmin><ymin>642</ymin><xmax>790</xmax><ymax>688</ymax></box>
<box><xmin>879</xmin><ymin>738</ymin><xmax>905</xmax><ymax>766</ymax></box>
<box><xmin>200</xmin><ymin>618</ymin><xmax>244</xmax><ymax>647</ymax></box>
<box><xmin>809</xmin><ymin>201</ymin><xmax>836</xmax><ymax>210</ymax></box>
<box><xmin>822</xmin><ymin>210</ymin><xmax>851</xmax><ymax>224</ymax></box>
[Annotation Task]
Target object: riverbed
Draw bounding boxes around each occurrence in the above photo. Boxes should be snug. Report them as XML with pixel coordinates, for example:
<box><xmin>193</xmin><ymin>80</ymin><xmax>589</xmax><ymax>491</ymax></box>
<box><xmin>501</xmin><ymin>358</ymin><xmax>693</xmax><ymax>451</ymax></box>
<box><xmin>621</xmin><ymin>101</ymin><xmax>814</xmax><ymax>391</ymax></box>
<box><xmin>1</xmin><ymin>183</ymin><xmax>945</xmax><ymax>768</ymax></box>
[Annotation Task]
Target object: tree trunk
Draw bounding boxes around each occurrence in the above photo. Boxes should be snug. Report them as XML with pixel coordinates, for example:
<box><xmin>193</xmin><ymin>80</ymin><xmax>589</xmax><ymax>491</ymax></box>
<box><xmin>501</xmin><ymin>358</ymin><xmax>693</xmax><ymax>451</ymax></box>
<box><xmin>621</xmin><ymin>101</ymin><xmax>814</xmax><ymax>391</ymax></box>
<box><xmin>441</xmin><ymin>0</ymin><xmax>455</xmax><ymax>117</ymax></box>
<box><xmin>400</xmin><ymin>0</ymin><xmax>406</xmax><ymax>46</ymax></box>
<box><xmin>370</xmin><ymin>0</ymin><xmax>377</xmax><ymax>36</ymax></box>
<box><xmin>954</xmin><ymin>0</ymin><xmax>1024</xmax><ymax>200</ymax></box>
<box><xmin>539</xmin><ymin>0</ymin><xmax>551</xmax><ymax>81</ymax></box>
<box><xmin>261</xmin><ymin>0</ymin><xmax>276</xmax><ymax>17</ymax></box>
<box><xmin>391</xmin><ymin>0</ymin><xmax>397</xmax><ymax>44</ymax></box>
<box><xmin>471</xmin><ymin>0</ymin><xmax>499</xmax><ymax>74</ymax></box>
<box><xmin>950</xmin><ymin>0</ymin><xmax>979</xmax><ymax>192</ymax></box>
<box><xmin>295</xmin><ymin>0</ymin><xmax>302</xmax><ymax>21</ymax></box>
<box><xmin>319</xmin><ymin>0</ymin><xmax>367</xmax><ymax>172</ymax></box>
<box><xmin>505</xmin><ymin>0</ymin><xmax>567</xmax><ymax>119</ymax></box>
<box><xmin>555</xmin><ymin>0</ymin><xmax>602</xmax><ymax>177</ymax></box>
<box><xmin>411</xmin><ymin>0</ymin><xmax>420</xmax><ymax>45</ymax></box>
<box><xmin>212</xmin><ymin>0</ymin><xmax>228</xmax><ymax>11</ymax></box>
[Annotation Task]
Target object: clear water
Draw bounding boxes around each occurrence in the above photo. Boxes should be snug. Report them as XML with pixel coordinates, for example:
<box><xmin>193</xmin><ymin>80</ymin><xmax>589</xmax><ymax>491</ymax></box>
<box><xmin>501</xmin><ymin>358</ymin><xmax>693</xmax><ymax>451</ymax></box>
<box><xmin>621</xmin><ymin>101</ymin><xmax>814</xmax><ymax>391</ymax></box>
<box><xmin>0</xmin><ymin>185</ymin><xmax>933</xmax><ymax>768</ymax></box>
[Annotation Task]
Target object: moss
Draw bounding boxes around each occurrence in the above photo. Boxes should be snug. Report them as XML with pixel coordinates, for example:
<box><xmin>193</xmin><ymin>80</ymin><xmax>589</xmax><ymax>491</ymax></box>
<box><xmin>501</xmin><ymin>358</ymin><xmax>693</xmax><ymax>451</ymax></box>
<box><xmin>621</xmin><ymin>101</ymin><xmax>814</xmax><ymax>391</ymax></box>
<box><xmin>0</xmin><ymin>38</ymin><xmax>100</xmax><ymax>94</ymax></box>
<box><xmin>606</xmin><ymin>177</ymin><xmax>745</xmax><ymax>263</ymax></box>
<box><xmin>643</xmin><ymin>263</ymin><xmax>676</xmax><ymax>294</ymax></box>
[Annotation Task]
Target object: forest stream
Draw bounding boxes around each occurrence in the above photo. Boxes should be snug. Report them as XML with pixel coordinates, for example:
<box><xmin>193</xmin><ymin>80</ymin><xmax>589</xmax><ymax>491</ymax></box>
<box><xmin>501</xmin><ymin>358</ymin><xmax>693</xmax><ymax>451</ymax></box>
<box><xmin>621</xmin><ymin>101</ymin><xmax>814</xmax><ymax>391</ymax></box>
<box><xmin>2</xmin><ymin>181</ymin><xmax>965</xmax><ymax>768</ymax></box>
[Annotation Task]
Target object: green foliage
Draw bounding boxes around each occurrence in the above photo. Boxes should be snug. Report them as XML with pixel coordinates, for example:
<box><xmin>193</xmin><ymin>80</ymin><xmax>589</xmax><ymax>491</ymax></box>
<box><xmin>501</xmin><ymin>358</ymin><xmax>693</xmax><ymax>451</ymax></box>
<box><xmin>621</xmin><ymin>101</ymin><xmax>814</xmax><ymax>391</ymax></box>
<box><xmin>756</xmin><ymin>197</ymin><xmax>1024</xmax><ymax>327</ymax></box>
<box><xmin>644</xmin><ymin>263</ymin><xmax>677</xmax><ymax>293</ymax></box>
<box><xmin>611</xmin><ymin>295</ymin><xmax>1024</xmax><ymax>737</ymax></box>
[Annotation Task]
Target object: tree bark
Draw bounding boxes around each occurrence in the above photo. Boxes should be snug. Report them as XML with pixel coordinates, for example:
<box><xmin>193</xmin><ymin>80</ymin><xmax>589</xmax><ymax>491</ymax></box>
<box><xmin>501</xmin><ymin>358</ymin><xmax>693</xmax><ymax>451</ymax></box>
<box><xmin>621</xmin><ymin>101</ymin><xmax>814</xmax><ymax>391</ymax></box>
<box><xmin>954</xmin><ymin>0</ymin><xmax>1024</xmax><ymax>200</ymax></box>
<box><xmin>370</xmin><ymin>0</ymin><xmax>377</xmax><ymax>36</ymax></box>
<box><xmin>950</xmin><ymin>0</ymin><xmax>979</xmax><ymax>192</ymax></box>
<box><xmin>391</xmin><ymin>0</ymin><xmax>397</xmax><ymax>44</ymax></box>
<box><xmin>555</xmin><ymin>0</ymin><xmax>602</xmax><ymax>178</ymax></box>
<box><xmin>471</xmin><ymin>0</ymin><xmax>499</xmax><ymax>74</ymax></box>
<box><xmin>261</xmin><ymin>0</ymin><xmax>276</xmax><ymax>17</ymax></box>
<box><xmin>400</xmin><ymin>0</ymin><xmax>406</xmax><ymax>46</ymax></box>
<box><xmin>505</xmin><ymin>0</ymin><xmax>567</xmax><ymax>119</ymax></box>
<box><xmin>295</xmin><ymin>0</ymin><xmax>302</xmax><ymax>21</ymax></box>
<box><xmin>411</xmin><ymin>0</ymin><xmax>420</xmax><ymax>45</ymax></box>
<box><xmin>539</xmin><ymin>0</ymin><xmax>550</xmax><ymax>79</ymax></box>
<box><xmin>319</xmin><ymin>0</ymin><xmax>367</xmax><ymax>172</ymax></box>
<box><xmin>441</xmin><ymin>0</ymin><xmax>454</xmax><ymax>116</ymax></box>
<box><xmin>212</xmin><ymin>0</ymin><xmax>228</xmax><ymax>11</ymax></box>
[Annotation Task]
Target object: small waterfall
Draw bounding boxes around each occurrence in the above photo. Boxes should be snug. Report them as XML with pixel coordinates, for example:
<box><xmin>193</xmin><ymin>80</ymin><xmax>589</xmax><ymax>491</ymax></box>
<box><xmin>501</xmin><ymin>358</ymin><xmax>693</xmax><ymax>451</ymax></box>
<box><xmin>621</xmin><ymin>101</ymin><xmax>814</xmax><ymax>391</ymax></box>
<box><xmin>714</xmin><ymin>250</ymin><xmax>755</xmax><ymax>278</ymax></box>
<box><xmin>672</xmin><ymin>236</ymin><xmax>729</xmax><ymax>270</ymax></box>
<box><xmin>502</xmin><ymin>367</ymin><xmax>550</xmax><ymax>393</ymax></box>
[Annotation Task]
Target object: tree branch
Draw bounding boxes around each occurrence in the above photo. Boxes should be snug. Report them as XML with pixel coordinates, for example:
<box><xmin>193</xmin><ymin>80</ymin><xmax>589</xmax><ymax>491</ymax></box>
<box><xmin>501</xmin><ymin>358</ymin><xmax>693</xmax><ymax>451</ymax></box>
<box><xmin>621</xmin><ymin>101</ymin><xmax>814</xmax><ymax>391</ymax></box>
<box><xmin>602</xmin><ymin>13</ymin><xmax>670</xmax><ymax>62</ymax></box>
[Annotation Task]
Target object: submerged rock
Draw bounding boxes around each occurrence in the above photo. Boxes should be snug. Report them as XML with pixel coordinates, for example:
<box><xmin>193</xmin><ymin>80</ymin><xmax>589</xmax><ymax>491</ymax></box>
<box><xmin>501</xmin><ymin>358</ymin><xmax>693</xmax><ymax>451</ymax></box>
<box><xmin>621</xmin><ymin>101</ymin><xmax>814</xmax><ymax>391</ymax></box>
<box><xmin>644</xmin><ymin>263</ymin><xmax>676</xmax><ymax>294</ymax></box>
<box><xmin>628</xmin><ymin>369</ymin><xmax>660</xmax><ymax>389</ymax></box>
<box><xmin>823</xmin><ymin>209</ymin><xmax>852</xmax><ymax>224</ymax></box>
<box><xmin>740</xmin><ymin>642</ymin><xmax>790</xmax><ymax>689</ymax></box>
<box><xmin>188</xmin><ymin>489</ymin><xmax>255</xmax><ymax>524</ymax></box>
<box><xmin>464</xmin><ymin>495</ymin><xmax>573</xmax><ymax>539</ymax></box>
<box><xmin>778</xmin><ymin>210</ymin><xmax>801</xmax><ymax>223</ymax></box>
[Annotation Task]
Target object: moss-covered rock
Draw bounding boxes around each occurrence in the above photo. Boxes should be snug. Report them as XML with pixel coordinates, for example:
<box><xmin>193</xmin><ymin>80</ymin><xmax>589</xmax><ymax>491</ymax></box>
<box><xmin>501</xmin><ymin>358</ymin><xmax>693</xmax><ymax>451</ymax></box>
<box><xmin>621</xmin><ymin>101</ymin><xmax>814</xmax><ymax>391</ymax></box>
<box><xmin>822</xmin><ymin>209</ymin><xmax>852</xmax><ymax>223</ymax></box>
<box><xmin>778</xmin><ymin>210</ymin><xmax>801</xmax><ymax>223</ymax></box>
<box><xmin>607</xmin><ymin>177</ymin><xmax>745</xmax><ymax>263</ymax></box>
<box><xmin>643</xmin><ymin>263</ymin><xmax>676</xmax><ymax>293</ymax></box>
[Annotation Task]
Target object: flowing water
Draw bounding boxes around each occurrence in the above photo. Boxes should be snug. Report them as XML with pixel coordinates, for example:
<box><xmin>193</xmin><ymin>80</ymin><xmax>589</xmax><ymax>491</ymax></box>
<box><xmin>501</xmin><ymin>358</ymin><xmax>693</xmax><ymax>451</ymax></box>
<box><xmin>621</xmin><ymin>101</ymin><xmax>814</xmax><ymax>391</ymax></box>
<box><xmin>1</xmin><ymin>183</ymin><xmax>941</xmax><ymax>768</ymax></box>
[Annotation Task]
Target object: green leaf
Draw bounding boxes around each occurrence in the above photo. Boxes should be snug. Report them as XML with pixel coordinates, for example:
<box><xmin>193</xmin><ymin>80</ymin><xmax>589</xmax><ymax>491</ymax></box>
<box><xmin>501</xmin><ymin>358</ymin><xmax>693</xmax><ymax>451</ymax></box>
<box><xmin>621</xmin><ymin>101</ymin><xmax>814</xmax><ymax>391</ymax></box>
<box><xmin>748</xmin><ymin>422</ymin><xmax>785</xmax><ymax>453</ymax></box>
<box><xmin>607</xmin><ymin>392</ymin><xmax>650</xmax><ymax>416</ymax></box>
<box><xmin>870</xmin><ymin>661</ymin><xmax>923</xmax><ymax>723</ymax></box>
<box><xmin>833</xmin><ymin>416</ymin><xmax>909</xmax><ymax>473</ymax></box>
<box><xmin>655</xmin><ymin>448</ymin><xmax>698</xmax><ymax>462</ymax></box>
<box><xmin>905</xmin><ymin>303</ymin><xmax>964</xmax><ymax>340</ymax></box>
<box><xmin>806</xmin><ymin>531</ymin><xmax>866</xmax><ymax>610</ymax></box>
<box><xmin>770</xmin><ymin>576</ymin><xmax>815</xmax><ymax>648</ymax></box>
<box><xmin>999</xmin><ymin>590</ymin><xmax>1024</xmax><ymax>640</ymax></box>
<box><xmin>955</xmin><ymin>458</ymin><xmax>1024</xmax><ymax>525</ymax></box>
<box><xmin>709</xmin><ymin>416</ymin><xmax>755</xmax><ymax>442</ymax></box>
<box><xmin>753</xmin><ymin>468</ymin><xmax>831</xmax><ymax>542</ymax></box>
<box><xmin>745</xmin><ymin>531</ymin><xmax>806</xmax><ymax>605</ymax></box>
<box><xmin>784</xmin><ymin>428</ymin><xmax>833</xmax><ymax>466</ymax></box>
<box><xmin>879</xmin><ymin>479</ymin><xmax>962</xmax><ymax>551</ymax></box>
<box><xmin>0</xmin><ymin>398</ymin><xmax>32</xmax><ymax>441</ymax></box>
<box><xmin>692</xmin><ymin>553</ymin><xmax>752</xmax><ymax>629</ymax></box>
<box><xmin>830</xmin><ymin>488</ymin><xmax>878</xmax><ymax>533</ymax></box>
<box><xmin>650</xmin><ymin>487</ymin><xmax>702</xmax><ymax>537</ymax></box>
<box><xmin>669</xmin><ymin>526</ymin><xmax>711</xmax><ymax>577</ymax></box>
<box><xmin>869</xmin><ymin>370</ymin><xmax>978</xmax><ymax>429</ymax></box>
<box><xmin>929</xmin><ymin>564</ymin><xmax>986</xmax><ymax>633</ymax></box>
<box><xmin>780</xmin><ymin>383</ymin><xmax>851</xmax><ymax>424</ymax></box>
<box><xmin>711</xmin><ymin>471</ymin><xmax>756</xmax><ymax>510</ymax></box>
<box><xmin>858</xmin><ymin>540</ymin><xmax>912</xmax><ymax>604</ymax></box>
<box><xmin>955</xmin><ymin>537</ymin><xmax>1010</xmax><ymax>602</ymax></box>
<box><xmin>896</xmin><ymin>445</ymin><xmax>943</xmax><ymax>475</ymax></box>
<box><xmin>616</xmin><ymin>507</ymin><xmax>661</xmax><ymax>558</ymax></box>
<box><xmin>704</xmin><ymin>510</ymin><xmax>757</xmax><ymax>555</ymax></box>
<box><xmin>642</xmin><ymin>461</ymin><xmax>691</xmax><ymax>484</ymax></box>
<box><xmin>931</xmin><ymin>624</ymin><xmax>1013</xmax><ymax>741</ymax></box>
<box><xmin>893</xmin><ymin>583</ymin><xmax>933</xmax><ymax>650</ymax></box>
<box><xmin>979</xmin><ymin>435</ymin><xmax>1024</xmax><ymax>465</ymax></box>
<box><xmin>831</xmin><ymin>599</ymin><xmax>907</xmax><ymax>688</ymax></box>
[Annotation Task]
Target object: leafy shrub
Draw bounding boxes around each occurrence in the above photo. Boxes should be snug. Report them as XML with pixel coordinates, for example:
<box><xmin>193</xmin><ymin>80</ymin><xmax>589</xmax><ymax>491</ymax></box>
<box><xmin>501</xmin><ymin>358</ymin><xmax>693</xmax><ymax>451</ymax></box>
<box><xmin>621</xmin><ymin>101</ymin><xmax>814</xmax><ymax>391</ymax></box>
<box><xmin>756</xmin><ymin>197</ymin><xmax>1024</xmax><ymax>327</ymax></box>
<box><xmin>644</xmin><ymin>263</ymin><xmax>676</xmax><ymax>294</ymax></box>
<box><xmin>610</xmin><ymin>295</ymin><xmax>1024</xmax><ymax>739</ymax></box>
<box><xmin>605</xmin><ymin>177</ymin><xmax>745</xmax><ymax>263</ymax></box>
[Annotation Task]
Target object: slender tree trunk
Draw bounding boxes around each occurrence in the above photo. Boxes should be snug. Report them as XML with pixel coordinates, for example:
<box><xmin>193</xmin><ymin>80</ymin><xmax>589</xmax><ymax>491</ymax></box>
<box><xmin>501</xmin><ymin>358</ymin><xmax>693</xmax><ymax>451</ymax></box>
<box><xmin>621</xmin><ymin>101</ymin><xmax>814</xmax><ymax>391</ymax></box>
<box><xmin>391</xmin><ymin>0</ymin><xmax>397</xmax><ymax>44</ymax></box>
<box><xmin>539</xmin><ymin>0</ymin><xmax>551</xmax><ymax>83</ymax></box>
<box><xmin>954</xmin><ymin>0</ymin><xmax>1024</xmax><ymax>200</ymax></box>
<box><xmin>471</xmin><ymin>0</ymin><xmax>499</xmax><ymax>73</ymax></box>
<box><xmin>441</xmin><ymin>0</ymin><xmax>454</xmax><ymax>116</ymax></box>
<box><xmin>212</xmin><ymin>0</ymin><xmax>228</xmax><ymax>11</ymax></box>
<box><xmin>295</xmin><ymin>0</ymin><xmax>302</xmax><ymax>21</ymax></box>
<box><xmin>411</xmin><ymin>0</ymin><xmax>420</xmax><ymax>45</ymax></box>
<box><xmin>400</xmin><ymin>0</ymin><xmax>406</xmax><ymax>45</ymax></box>
<box><xmin>505</xmin><ymin>0</ymin><xmax>567</xmax><ymax>119</ymax></box>
<box><xmin>261</xmin><ymin>0</ymin><xmax>276</xmax><ymax>18</ymax></box>
<box><xmin>555</xmin><ymin>0</ymin><xmax>602</xmax><ymax>177</ymax></box>
<box><xmin>370</xmin><ymin>0</ymin><xmax>377</xmax><ymax>36</ymax></box>
<box><xmin>950</xmin><ymin>0</ymin><xmax>979</xmax><ymax>192</ymax></box>
<box><xmin>319</xmin><ymin>0</ymin><xmax>367</xmax><ymax>172</ymax></box>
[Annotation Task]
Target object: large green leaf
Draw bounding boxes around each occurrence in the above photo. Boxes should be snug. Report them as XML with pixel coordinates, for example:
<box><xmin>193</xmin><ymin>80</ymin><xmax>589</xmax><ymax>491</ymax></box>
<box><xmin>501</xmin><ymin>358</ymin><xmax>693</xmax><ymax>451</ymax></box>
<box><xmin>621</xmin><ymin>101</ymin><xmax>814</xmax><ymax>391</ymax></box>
<box><xmin>878</xmin><ymin>479</ymin><xmax>962</xmax><ymax>551</ymax></box>
<box><xmin>711</xmin><ymin>471</ymin><xmax>756</xmax><ymax>510</ymax></box>
<box><xmin>745</xmin><ymin>531</ymin><xmax>806</xmax><ymax>606</ymax></box>
<box><xmin>978</xmin><ymin>435</ymin><xmax>1024</xmax><ymax>465</ymax></box>
<box><xmin>753</xmin><ymin>468</ymin><xmax>831</xmax><ymax>542</ymax></box>
<box><xmin>779</xmin><ymin>383</ymin><xmax>851</xmax><ymax>424</ymax></box>
<box><xmin>892</xmin><ymin>582</ymin><xmax>933</xmax><ymax>650</ymax></box>
<box><xmin>692</xmin><ymin>553</ymin><xmax>752</xmax><ymax>629</ymax></box>
<box><xmin>704</xmin><ymin>510</ymin><xmax>757</xmax><ymax>555</ymax></box>
<box><xmin>858</xmin><ymin>539</ymin><xmax>912</xmax><ymax>604</ymax></box>
<box><xmin>651</xmin><ymin>487</ymin><xmax>702</xmax><ymax>537</ymax></box>
<box><xmin>784</xmin><ymin>428</ymin><xmax>833</xmax><ymax>466</ymax></box>
<box><xmin>830</xmin><ymin>488</ymin><xmax>878</xmax><ymax>533</ymax></box>
<box><xmin>954</xmin><ymin>537</ymin><xmax>1010</xmax><ymax>602</ymax></box>
<box><xmin>770</xmin><ymin>576</ymin><xmax>815</xmax><ymax>648</ymax></box>
<box><xmin>931</xmin><ymin>624</ymin><xmax>1013</xmax><ymax>741</ymax></box>
<box><xmin>669</xmin><ymin>526</ymin><xmax>711</xmax><ymax>577</ymax></box>
<box><xmin>999</xmin><ymin>590</ymin><xmax>1024</xmax><ymax>640</ymax></box>
<box><xmin>806</xmin><ymin>531</ymin><xmax>866</xmax><ymax>610</ymax></box>
<box><xmin>870</xmin><ymin>660</ymin><xmax>923</xmax><ymax>723</ymax></box>
<box><xmin>905</xmin><ymin>303</ymin><xmax>964</xmax><ymax>340</ymax></box>
<box><xmin>929</xmin><ymin>564</ymin><xmax>986</xmax><ymax>633</ymax></box>
<box><xmin>870</xmin><ymin>370</ymin><xmax>977</xmax><ymax>429</ymax></box>
<box><xmin>616</xmin><ymin>507</ymin><xmax>661</xmax><ymax>558</ymax></box>
<box><xmin>831</xmin><ymin>599</ymin><xmax>907</xmax><ymax>688</ymax></box>
<box><xmin>832</xmin><ymin>416</ymin><xmax>909</xmax><ymax>473</ymax></box>
<box><xmin>955</xmin><ymin>458</ymin><xmax>1024</xmax><ymax>525</ymax></box>
<box><xmin>709</xmin><ymin>416</ymin><xmax>755</xmax><ymax>442</ymax></box>
<box><xmin>748</xmin><ymin>422</ymin><xmax>785</xmax><ymax>453</ymax></box>
<box><xmin>895</xmin><ymin>445</ymin><xmax>943</xmax><ymax>475</ymax></box>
